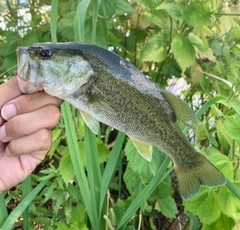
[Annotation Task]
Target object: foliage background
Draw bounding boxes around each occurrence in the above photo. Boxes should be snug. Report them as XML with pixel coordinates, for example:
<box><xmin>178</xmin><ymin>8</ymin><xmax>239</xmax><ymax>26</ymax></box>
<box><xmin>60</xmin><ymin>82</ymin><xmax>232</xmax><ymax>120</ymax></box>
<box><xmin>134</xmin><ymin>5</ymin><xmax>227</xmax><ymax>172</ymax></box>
<box><xmin>0</xmin><ymin>0</ymin><xmax>240</xmax><ymax>229</ymax></box>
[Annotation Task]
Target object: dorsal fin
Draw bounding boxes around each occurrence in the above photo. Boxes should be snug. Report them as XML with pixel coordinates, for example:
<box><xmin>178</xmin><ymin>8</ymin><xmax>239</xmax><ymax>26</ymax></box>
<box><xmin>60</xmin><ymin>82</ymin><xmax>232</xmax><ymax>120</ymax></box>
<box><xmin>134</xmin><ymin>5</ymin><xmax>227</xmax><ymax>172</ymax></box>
<box><xmin>161</xmin><ymin>91</ymin><xmax>197</xmax><ymax>128</ymax></box>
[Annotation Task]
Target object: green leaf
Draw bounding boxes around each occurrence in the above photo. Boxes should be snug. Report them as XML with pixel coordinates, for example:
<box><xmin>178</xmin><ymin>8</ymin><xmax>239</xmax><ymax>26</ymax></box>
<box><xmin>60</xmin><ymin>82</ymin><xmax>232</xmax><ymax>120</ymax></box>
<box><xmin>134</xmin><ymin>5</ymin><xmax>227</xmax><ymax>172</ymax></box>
<box><xmin>171</xmin><ymin>34</ymin><xmax>195</xmax><ymax>72</ymax></box>
<box><xmin>157</xmin><ymin>3</ymin><xmax>183</xmax><ymax>20</ymax></box>
<box><xmin>183</xmin><ymin>2</ymin><xmax>211</xmax><ymax>31</ymax></box>
<box><xmin>230</xmin><ymin>98</ymin><xmax>240</xmax><ymax>115</ymax></box>
<box><xmin>188</xmin><ymin>32</ymin><xmax>206</xmax><ymax>52</ymax></box>
<box><xmin>202</xmin><ymin>214</ymin><xmax>235</xmax><ymax>230</ymax></box>
<box><xmin>123</xmin><ymin>164</ymin><xmax>145</xmax><ymax>196</ymax></box>
<box><xmin>58</xmin><ymin>12</ymin><xmax>75</xmax><ymax>40</ymax></box>
<box><xmin>59</xmin><ymin>154</ymin><xmax>75</xmax><ymax>184</ymax></box>
<box><xmin>208</xmin><ymin>154</ymin><xmax>234</xmax><ymax>180</ymax></box>
<box><xmin>139</xmin><ymin>35</ymin><xmax>167</xmax><ymax>63</ymax></box>
<box><xmin>157</xmin><ymin>195</ymin><xmax>177</xmax><ymax>218</ymax></box>
<box><xmin>184</xmin><ymin>188</ymin><xmax>221</xmax><ymax>225</ymax></box>
<box><xmin>124</xmin><ymin>140</ymin><xmax>166</xmax><ymax>181</ymax></box>
<box><xmin>217</xmin><ymin>186</ymin><xmax>240</xmax><ymax>220</ymax></box>
<box><xmin>144</xmin><ymin>10</ymin><xmax>170</xmax><ymax>30</ymax></box>
<box><xmin>115</xmin><ymin>0</ymin><xmax>134</xmax><ymax>14</ymax></box>
<box><xmin>224</xmin><ymin>115</ymin><xmax>240</xmax><ymax>140</ymax></box>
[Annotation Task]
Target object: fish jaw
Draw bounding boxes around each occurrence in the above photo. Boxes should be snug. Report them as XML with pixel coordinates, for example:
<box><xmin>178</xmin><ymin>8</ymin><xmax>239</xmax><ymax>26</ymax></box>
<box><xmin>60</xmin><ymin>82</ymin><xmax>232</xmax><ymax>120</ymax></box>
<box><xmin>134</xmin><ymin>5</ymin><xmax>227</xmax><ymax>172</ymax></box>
<box><xmin>17</xmin><ymin>47</ymin><xmax>44</xmax><ymax>94</ymax></box>
<box><xmin>16</xmin><ymin>44</ymin><xmax>95</xmax><ymax>98</ymax></box>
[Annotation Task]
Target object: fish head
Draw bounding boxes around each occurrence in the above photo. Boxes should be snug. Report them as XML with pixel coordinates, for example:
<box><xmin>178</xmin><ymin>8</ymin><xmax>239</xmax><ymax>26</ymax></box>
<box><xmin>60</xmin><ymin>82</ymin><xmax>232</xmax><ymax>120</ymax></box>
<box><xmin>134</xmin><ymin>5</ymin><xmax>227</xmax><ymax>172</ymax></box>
<box><xmin>16</xmin><ymin>43</ymin><xmax>94</xmax><ymax>98</ymax></box>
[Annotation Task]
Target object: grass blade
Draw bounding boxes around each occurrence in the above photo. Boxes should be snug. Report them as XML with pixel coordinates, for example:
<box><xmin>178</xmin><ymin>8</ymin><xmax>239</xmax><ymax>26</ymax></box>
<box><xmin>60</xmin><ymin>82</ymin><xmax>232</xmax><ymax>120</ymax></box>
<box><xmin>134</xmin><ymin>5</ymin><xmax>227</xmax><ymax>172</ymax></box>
<box><xmin>99</xmin><ymin>132</ymin><xmax>125</xmax><ymax>214</ymax></box>
<box><xmin>92</xmin><ymin>0</ymin><xmax>101</xmax><ymax>43</ymax></box>
<box><xmin>84</xmin><ymin>124</ymin><xmax>102</xmax><ymax>228</ymax></box>
<box><xmin>1</xmin><ymin>179</ymin><xmax>49</xmax><ymax>230</ymax></box>
<box><xmin>117</xmin><ymin>157</ymin><xmax>173</xmax><ymax>229</ymax></box>
<box><xmin>226</xmin><ymin>179</ymin><xmax>240</xmax><ymax>200</ymax></box>
<box><xmin>0</xmin><ymin>193</ymin><xmax>8</xmax><ymax>226</ymax></box>
<box><xmin>50</xmin><ymin>0</ymin><xmax>58</xmax><ymax>42</ymax></box>
<box><xmin>74</xmin><ymin>0</ymin><xmax>91</xmax><ymax>42</ymax></box>
<box><xmin>22</xmin><ymin>176</ymin><xmax>31</xmax><ymax>230</ymax></box>
<box><xmin>60</xmin><ymin>102</ymin><xmax>96</xmax><ymax>226</ymax></box>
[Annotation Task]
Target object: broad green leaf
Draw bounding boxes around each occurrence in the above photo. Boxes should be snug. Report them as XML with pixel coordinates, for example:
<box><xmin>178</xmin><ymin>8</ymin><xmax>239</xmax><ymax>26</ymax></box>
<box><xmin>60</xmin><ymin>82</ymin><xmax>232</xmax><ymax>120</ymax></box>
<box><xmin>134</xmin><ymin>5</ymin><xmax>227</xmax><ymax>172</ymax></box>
<box><xmin>224</xmin><ymin>115</ymin><xmax>240</xmax><ymax>140</ymax></box>
<box><xmin>156</xmin><ymin>195</ymin><xmax>177</xmax><ymax>218</ymax></box>
<box><xmin>202</xmin><ymin>26</ymin><xmax>216</xmax><ymax>37</ymax></box>
<box><xmin>115</xmin><ymin>0</ymin><xmax>134</xmax><ymax>14</ymax></box>
<box><xmin>184</xmin><ymin>188</ymin><xmax>221</xmax><ymax>224</ymax></box>
<box><xmin>113</xmin><ymin>198</ymin><xmax>133</xmax><ymax>225</ymax></box>
<box><xmin>171</xmin><ymin>34</ymin><xmax>195</xmax><ymax>72</ymax></box>
<box><xmin>230</xmin><ymin>98</ymin><xmax>240</xmax><ymax>114</ymax></box>
<box><xmin>124</xmin><ymin>140</ymin><xmax>166</xmax><ymax>181</ymax></box>
<box><xmin>218</xmin><ymin>186</ymin><xmax>240</xmax><ymax>220</ymax></box>
<box><xmin>183</xmin><ymin>2</ymin><xmax>211</xmax><ymax>31</ymax></box>
<box><xmin>21</xmin><ymin>31</ymin><xmax>39</xmax><ymax>46</ymax></box>
<box><xmin>188</xmin><ymin>33</ymin><xmax>205</xmax><ymax>52</ymax></box>
<box><xmin>144</xmin><ymin>10</ymin><xmax>170</xmax><ymax>30</ymax></box>
<box><xmin>59</xmin><ymin>154</ymin><xmax>75</xmax><ymax>184</ymax></box>
<box><xmin>139</xmin><ymin>35</ymin><xmax>167</xmax><ymax>63</ymax></box>
<box><xmin>123</xmin><ymin>164</ymin><xmax>145</xmax><ymax>196</ymax></box>
<box><xmin>202</xmin><ymin>214</ymin><xmax>235</xmax><ymax>230</ymax></box>
<box><xmin>157</xmin><ymin>2</ymin><xmax>183</xmax><ymax>20</ymax></box>
<box><xmin>208</xmin><ymin>154</ymin><xmax>234</xmax><ymax>180</ymax></box>
<box><xmin>58</xmin><ymin>12</ymin><xmax>75</xmax><ymax>40</ymax></box>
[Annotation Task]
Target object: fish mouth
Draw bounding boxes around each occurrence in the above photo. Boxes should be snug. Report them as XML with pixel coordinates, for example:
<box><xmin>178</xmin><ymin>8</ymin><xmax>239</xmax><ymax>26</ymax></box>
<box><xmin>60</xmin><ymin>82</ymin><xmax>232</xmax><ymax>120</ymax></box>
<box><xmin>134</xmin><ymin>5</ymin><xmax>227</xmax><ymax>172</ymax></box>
<box><xmin>16</xmin><ymin>47</ymin><xmax>43</xmax><ymax>94</ymax></box>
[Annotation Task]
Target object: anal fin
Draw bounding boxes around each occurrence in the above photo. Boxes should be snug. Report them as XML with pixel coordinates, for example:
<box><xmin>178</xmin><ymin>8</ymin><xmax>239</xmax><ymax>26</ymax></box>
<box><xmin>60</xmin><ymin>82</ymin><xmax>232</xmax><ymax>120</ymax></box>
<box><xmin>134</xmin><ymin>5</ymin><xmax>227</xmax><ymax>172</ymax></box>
<box><xmin>129</xmin><ymin>136</ymin><xmax>153</xmax><ymax>162</ymax></box>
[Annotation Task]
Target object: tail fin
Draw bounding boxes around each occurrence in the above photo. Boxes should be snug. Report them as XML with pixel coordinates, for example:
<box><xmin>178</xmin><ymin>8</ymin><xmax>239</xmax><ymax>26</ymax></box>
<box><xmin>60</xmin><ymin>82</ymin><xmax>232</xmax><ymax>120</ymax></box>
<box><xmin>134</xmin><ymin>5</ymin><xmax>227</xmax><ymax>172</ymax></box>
<box><xmin>175</xmin><ymin>154</ymin><xmax>226</xmax><ymax>200</ymax></box>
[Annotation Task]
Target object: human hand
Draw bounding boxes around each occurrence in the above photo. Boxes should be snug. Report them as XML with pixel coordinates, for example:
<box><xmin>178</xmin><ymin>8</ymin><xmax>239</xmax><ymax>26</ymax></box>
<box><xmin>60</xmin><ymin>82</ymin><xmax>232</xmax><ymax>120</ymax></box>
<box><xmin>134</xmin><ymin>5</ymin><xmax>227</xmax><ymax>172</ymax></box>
<box><xmin>0</xmin><ymin>77</ymin><xmax>63</xmax><ymax>193</ymax></box>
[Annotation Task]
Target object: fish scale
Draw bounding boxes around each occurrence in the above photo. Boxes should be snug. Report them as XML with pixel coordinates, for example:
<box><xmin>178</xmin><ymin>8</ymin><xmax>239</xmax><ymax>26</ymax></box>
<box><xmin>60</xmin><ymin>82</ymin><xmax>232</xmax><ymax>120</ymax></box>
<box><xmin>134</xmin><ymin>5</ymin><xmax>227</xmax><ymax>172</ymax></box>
<box><xmin>16</xmin><ymin>42</ymin><xmax>226</xmax><ymax>199</ymax></box>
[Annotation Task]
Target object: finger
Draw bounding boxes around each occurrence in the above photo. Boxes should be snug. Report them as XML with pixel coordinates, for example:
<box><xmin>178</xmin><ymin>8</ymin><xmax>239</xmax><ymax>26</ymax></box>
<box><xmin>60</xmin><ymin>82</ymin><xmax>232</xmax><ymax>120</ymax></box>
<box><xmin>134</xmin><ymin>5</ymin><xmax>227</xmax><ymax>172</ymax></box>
<box><xmin>0</xmin><ymin>129</ymin><xmax>51</xmax><ymax>192</ymax></box>
<box><xmin>0</xmin><ymin>77</ymin><xmax>22</xmax><ymax>124</ymax></box>
<box><xmin>5</xmin><ymin>129</ymin><xmax>52</xmax><ymax>157</ymax></box>
<box><xmin>0</xmin><ymin>105</ymin><xmax>60</xmax><ymax>142</ymax></box>
<box><xmin>0</xmin><ymin>77</ymin><xmax>21</xmax><ymax>107</ymax></box>
<box><xmin>1</xmin><ymin>91</ymin><xmax>63</xmax><ymax>121</ymax></box>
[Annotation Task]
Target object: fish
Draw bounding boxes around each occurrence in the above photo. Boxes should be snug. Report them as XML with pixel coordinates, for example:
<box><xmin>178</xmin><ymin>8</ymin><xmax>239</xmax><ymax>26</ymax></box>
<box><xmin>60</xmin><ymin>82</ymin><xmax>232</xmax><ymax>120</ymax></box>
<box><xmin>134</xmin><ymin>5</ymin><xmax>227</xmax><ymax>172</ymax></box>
<box><xmin>16</xmin><ymin>42</ymin><xmax>226</xmax><ymax>199</ymax></box>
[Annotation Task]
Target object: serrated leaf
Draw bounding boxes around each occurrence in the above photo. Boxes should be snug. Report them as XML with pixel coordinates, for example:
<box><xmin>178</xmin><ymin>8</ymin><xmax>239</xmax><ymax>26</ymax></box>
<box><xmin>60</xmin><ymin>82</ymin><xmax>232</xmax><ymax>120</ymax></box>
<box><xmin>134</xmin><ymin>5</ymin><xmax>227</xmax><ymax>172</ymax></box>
<box><xmin>58</xmin><ymin>12</ymin><xmax>75</xmax><ymax>40</ymax></box>
<box><xmin>202</xmin><ymin>25</ymin><xmax>216</xmax><ymax>37</ymax></box>
<box><xmin>124</xmin><ymin>140</ymin><xmax>166</xmax><ymax>181</ymax></box>
<box><xmin>188</xmin><ymin>33</ymin><xmax>206</xmax><ymax>52</ymax></box>
<box><xmin>183</xmin><ymin>2</ymin><xmax>211</xmax><ymax>31</ymax></box>
<box><xmin>230</xmin><ymin>98</ymin><xmax>240</xmax><ymax>114</ymax></box>
<box><xmin>144</xmin><ymin>10</ymin><xmax>170</xmax><ymax>30</ymax></box>
<box><xmin>208</xmin><ymin>154</ymin><xmax>234</xmax><ymax>180</ymax></box>
<box><xmin>156</xmin><ymin>3</ymin><xmax>183</xmax><ymax>20</ymax></box>
<box><xmin>217</xmin><ymin>186</ymin><xmax>240</xmax><ymax>220</ymax></box>
<box><xmin>171</xmin><ymin>34</ymin><xmax>195</xmax><ymax>72</ymax></box>
<box><xmin>59</xmin><ymin>154</ymin><xmax>75</xmax><ymax>184</ymax></box>
<box><xmin>139</xmin><ymin>35</ymin><xmax>167</xmax><ymax>63</ymax></box>
<box><xmin>184</xmin><ymin>188</ymin><xmax>221</xmax><ymax>224</ymax></box>
<box><xmin>224</xmin><ymin>115</ymin><xmax>240</xmax><ymax>140</ymax></box>
<box><xmin>115</xmin><ymin>0</ymin><xmax>134</xmax><ymax>14</ymax></box>
<box><xmin>123</xmin><ymin>164</ymin><xmax>145</xmax><ymax>196</ymax></box>
<box><xmin>202</xmin><ymin>214</ymin><xmax>235</xmax><ymax>230</ymax></box>
<box><xmin>156</xmin><ymin>195</ymin><xmax>177</xmax><ymax>218</ymax></box>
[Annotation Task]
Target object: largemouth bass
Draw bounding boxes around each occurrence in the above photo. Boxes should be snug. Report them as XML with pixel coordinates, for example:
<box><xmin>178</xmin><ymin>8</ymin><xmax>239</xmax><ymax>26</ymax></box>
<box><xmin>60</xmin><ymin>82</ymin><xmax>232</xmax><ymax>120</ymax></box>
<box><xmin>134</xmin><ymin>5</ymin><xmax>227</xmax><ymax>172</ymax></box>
<box><xmin>16</xmin><ymin>42</ymin><xmax>226</xmax><ymax>199</ymax></box>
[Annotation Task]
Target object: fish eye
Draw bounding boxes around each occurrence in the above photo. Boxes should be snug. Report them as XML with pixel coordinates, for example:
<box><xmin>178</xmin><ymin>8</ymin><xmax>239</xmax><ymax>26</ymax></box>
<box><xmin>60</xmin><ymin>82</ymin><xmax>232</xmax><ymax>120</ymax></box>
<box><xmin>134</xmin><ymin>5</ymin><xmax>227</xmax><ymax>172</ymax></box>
<box><xmin>39</xmin><ymin>49</ymin><xmax>52</xmax><ymax>59</ymax></box>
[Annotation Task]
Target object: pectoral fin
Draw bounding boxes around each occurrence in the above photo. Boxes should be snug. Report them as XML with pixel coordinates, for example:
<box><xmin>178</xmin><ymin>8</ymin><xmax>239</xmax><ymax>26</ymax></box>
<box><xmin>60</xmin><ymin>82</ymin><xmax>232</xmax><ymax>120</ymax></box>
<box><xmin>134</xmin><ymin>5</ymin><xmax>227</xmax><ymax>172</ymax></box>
<box><xmin>80</xmin><ymin>110</ymin><xmax>99</xmax><ymax>134</ymax></box>
<box><xmin>161</xmin><ymin>91</ymin><xmax>197</xmax><ymax>128</ymax></box>
<box><xmin>129</xmin><ymin>136</ymin><xmax>153</xmax><ymax>161</ymax></box>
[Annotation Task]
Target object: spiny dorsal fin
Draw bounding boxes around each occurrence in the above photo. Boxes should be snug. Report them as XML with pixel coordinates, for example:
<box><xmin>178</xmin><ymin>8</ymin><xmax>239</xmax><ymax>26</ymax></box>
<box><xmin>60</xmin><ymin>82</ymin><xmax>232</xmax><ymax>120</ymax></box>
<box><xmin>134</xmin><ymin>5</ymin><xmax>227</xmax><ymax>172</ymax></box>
<box><xmin>129</xmin><ymin>136</ymin><xmax>153</xmax><ymax>162</ymax></box>
<box><xmin>161</xmin><ymin>91</ymin><xmax>197</xmax><ymax>128</ymax></box>
<box><xmin>80</xmin><ymin>110</ymin><xmax>99</xmax><ymax>134</ymax></box>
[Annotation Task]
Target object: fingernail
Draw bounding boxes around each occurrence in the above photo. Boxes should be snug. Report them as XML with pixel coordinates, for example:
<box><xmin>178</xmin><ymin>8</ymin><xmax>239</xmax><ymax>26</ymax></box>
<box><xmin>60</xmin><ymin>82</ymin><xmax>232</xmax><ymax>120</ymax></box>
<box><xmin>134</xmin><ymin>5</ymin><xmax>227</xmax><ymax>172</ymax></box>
<box><xmin>1</xmin><ymin>104</ymin><xmax>17</xmax><ymax>120</ymax></box>
<box><xmin>0</xmin><ymin>125</ymin><xmax>6</xmax><ymax>141</ymax></box>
